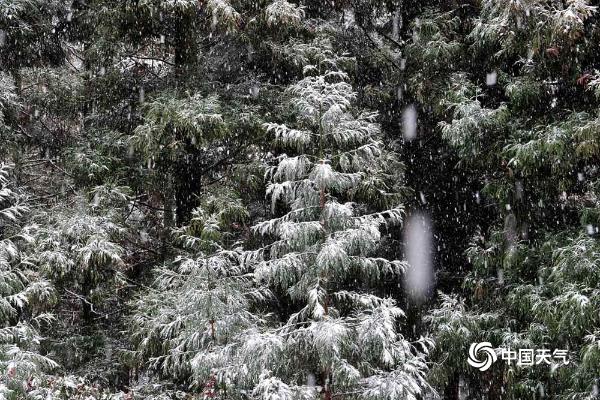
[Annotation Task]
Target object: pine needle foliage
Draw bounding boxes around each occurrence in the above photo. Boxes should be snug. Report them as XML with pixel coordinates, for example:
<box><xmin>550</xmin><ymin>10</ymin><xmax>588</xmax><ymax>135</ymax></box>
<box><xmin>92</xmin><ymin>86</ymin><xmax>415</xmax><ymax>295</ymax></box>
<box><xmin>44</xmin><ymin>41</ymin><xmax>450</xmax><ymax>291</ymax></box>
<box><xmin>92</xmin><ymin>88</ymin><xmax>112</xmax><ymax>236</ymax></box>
<box><xmin>224</xmin><ymin>37</ymin><xmax>434</xmax><ymax>400</ymax></box>
<box><xmin>0</xmin><ymin>163</ymin><xmax>57</xmax><ymax>399</ymax></box>
<box><xmin>129</xmin><ymin>192</ymin><xmax>269</xmax><ymax>393</ymax></box>
<box><xmin>401</xmin><ymin>0</ymin><xmax>600</xmax><ymax>397</ymax></box>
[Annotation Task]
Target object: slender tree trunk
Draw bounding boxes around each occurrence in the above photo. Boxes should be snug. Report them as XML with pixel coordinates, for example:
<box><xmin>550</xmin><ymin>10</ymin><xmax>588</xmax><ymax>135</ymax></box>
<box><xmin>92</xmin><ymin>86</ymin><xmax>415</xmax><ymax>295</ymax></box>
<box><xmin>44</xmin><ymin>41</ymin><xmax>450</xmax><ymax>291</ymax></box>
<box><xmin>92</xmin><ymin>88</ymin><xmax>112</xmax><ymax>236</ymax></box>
<box><xmin>210</xmin><ymin>319</ymin><xmax>216</xmax><ymax>340</ymax></box>
<box><xmin>173</xmin><ymin>9</ymin><xmax>198</xmax><ymax>79</ymax></box>
<box><xmin>392</xmin><ymin>5</ymin><xmax>402</xmax><ymax>41</ymax></box>
<box><xmin>444</xmin><ymin>372</ymin><xmax>460</xmax><ymax>400</ymax></box>
<box><xmin>163</xmin><ymin>175</ymin><xmax>175</xmax><ymax>230</ymax></box>
<box><xmin>323</xmin><ymin>369</ymin><xmax>332</xmax><ymax>400</ymax></box>
<box><xmin>487</xmin><ymin>370</ymin><xmax>504</xmax><ymax>400</ymax></box>
<box><xmin>81</xmin><ymin>272</ymin><xmax>94</xmax><ymax>324</ymax></box>
<box><xmin>161</xmin><ymin>174</ymin><xmax>175</xmax><ymax>261</ymax></box>
<box><xmin>10</xmin><ymin>69</ymin><xmax>22</xmax><ymax>95</ymax></box>
<box><xmin>174</xmin><ymin>150</ymin><xmax>202</xmax><ymax>225</ymax></box>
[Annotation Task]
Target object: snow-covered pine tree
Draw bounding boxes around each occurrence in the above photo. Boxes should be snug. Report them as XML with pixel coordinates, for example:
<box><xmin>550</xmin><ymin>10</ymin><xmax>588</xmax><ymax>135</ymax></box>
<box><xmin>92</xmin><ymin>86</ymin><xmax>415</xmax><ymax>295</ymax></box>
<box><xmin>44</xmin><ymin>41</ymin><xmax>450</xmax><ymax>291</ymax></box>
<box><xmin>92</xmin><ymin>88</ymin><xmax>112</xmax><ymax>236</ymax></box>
<box><xmin>189</xmin><ymin>36</ymin><xmax>434</xmax><ymax>400</ymax></box>
<box><xmin>128</xmin><ymin>192</ymin><xmax>271</xmax><ymax>395</ymax></box>
<box><xmin>0</xmin><ymin>163</ymin><xmax>57</xmax><ymax>398</ymax></box>
<box><xmin>32</xmin><ymin>202</ymin><xmax>126</xmax><ymax>324</ymax></box>
<box><xmin>19</xmin><ymin>194</ymin><xmax>130</xmax><ymax>386</ymax></box>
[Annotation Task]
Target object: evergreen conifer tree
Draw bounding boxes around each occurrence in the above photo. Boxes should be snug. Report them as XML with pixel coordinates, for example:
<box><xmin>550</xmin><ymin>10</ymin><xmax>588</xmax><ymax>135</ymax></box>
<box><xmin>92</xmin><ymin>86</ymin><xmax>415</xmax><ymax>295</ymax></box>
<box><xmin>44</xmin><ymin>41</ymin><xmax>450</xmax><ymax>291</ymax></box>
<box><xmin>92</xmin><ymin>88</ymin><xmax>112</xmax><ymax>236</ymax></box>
<box><xmin>0</xmin><ymin>163</ymin><xmax>57</xmax><ymax>398</ymax></box>
<box><xmin>229</xmin><ymin>35</ymin><xmax>433</xmax><ymax>400</ymax></box>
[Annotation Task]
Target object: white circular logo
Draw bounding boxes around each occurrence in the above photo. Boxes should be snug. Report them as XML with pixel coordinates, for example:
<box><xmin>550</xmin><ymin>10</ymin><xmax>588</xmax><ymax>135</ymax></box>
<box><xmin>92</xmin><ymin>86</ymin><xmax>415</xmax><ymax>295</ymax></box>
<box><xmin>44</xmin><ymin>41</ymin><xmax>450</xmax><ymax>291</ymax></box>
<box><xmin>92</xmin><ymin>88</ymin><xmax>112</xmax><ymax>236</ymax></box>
<box><xmin>468</xmin><ymin>342</ymin><xmax>497</xmax><ymax>371</ymax></box>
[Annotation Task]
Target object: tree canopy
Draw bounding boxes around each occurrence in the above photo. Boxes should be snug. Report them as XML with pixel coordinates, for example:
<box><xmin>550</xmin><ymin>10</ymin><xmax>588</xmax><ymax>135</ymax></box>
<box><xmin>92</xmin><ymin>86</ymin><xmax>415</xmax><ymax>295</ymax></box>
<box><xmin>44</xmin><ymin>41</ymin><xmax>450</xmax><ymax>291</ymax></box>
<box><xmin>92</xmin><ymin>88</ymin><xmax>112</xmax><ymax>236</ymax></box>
<box><xmin>1</xmin><ymin>0</ymin><xmax>600</xmax><ymax>399</ymax></box>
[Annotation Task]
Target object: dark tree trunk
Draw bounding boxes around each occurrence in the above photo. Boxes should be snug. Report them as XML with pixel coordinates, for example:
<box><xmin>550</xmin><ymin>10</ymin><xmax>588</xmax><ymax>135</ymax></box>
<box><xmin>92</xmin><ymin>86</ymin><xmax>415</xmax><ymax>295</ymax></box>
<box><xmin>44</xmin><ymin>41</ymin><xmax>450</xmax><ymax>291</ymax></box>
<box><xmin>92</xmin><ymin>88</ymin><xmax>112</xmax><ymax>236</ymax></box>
<box><xmin>171</xmin><ymin>8</ymin><xmax>201</xmax><ymax>225</ymax></box>
<box><xmin>174</xmin><ymin>147</ymin><xmax>203</xmax><ymax>226</ymax></box>
<box><xmin>80</xmin><ymin>273</ymin><xmax>94</xmax><ymax>324</ymax></box>
<box><xmin>444</xmin><ymin>372</ymin><xmax>460</xmax><ymax>400</ymax></box>
<box><xmin>173</xmin><ymin>9</ymin><xmax>198</xmax><ymax>78</ymax></box>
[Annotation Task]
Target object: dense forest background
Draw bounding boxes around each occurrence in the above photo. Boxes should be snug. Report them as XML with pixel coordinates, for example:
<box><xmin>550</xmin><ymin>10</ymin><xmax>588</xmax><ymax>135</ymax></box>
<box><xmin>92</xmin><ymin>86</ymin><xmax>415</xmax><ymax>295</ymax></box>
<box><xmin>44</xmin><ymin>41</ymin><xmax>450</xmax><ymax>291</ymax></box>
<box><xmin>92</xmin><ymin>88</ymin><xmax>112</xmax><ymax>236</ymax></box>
<box><xmin>2</xmin><ymin>0</ymin><xmax>600</xmax><ymax>399</ymax></box>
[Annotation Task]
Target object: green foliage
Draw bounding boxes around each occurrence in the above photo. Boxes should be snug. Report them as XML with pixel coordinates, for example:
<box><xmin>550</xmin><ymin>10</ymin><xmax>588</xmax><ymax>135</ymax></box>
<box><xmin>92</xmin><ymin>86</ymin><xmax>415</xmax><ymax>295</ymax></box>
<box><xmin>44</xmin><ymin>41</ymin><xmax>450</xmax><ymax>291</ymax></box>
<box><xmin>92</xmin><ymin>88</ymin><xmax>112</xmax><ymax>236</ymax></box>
<box><xmin>234</xmin><ymin>36</ymin><xmax>432</xmax><ymax>400</ymax></box>
<box><xmin>131</xmin><ymin>94</ymin><xmax>228</xmax><ymax>164</ymax></box>
<box><xmin>5</xmin><ymin>0</ymin><xmax>600</xmax><ymax>398</ymax></box>
<box><xmin>401</xmin><ymin>0</ymin><xmax>600</xmax><ymax>398</ymax></box>
<box><xmin>129</xmin><ymin>192</ymin><xmax>264</xmax><ymax>388</ymax></box>
<box><xmin>0</xmin><ymin>0</ymin><xmax>67</xmax><ymax>72</ymax></box>
<box><xmin>32</xmin><ymin>205</ymin><xmax>125</xmax><ymax>285</ymax></box>
<box><xmin>0</xmin><ymin>164</ymin><xmax>58</xmax><ymax>399</ymax></box>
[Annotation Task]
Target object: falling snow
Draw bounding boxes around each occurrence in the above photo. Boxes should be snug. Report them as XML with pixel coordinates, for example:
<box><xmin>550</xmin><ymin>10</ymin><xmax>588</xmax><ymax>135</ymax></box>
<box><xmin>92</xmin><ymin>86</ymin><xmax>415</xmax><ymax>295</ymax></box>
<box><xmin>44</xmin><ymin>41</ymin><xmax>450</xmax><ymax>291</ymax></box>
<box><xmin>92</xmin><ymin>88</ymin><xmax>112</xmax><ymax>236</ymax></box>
<box><xmin>404</xmin><ymin>213</ymin><xmax>434</xmax><ymax>301</ymax></box>
<box><xmin>1</xmin><ymin>1</ymin><xmax>597</xmax><ymax>398</ymax></box>
<box><xmin>402</xmin><ymin>104</ymin><xmax>417</xmax><ymax>141</ymax></box>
